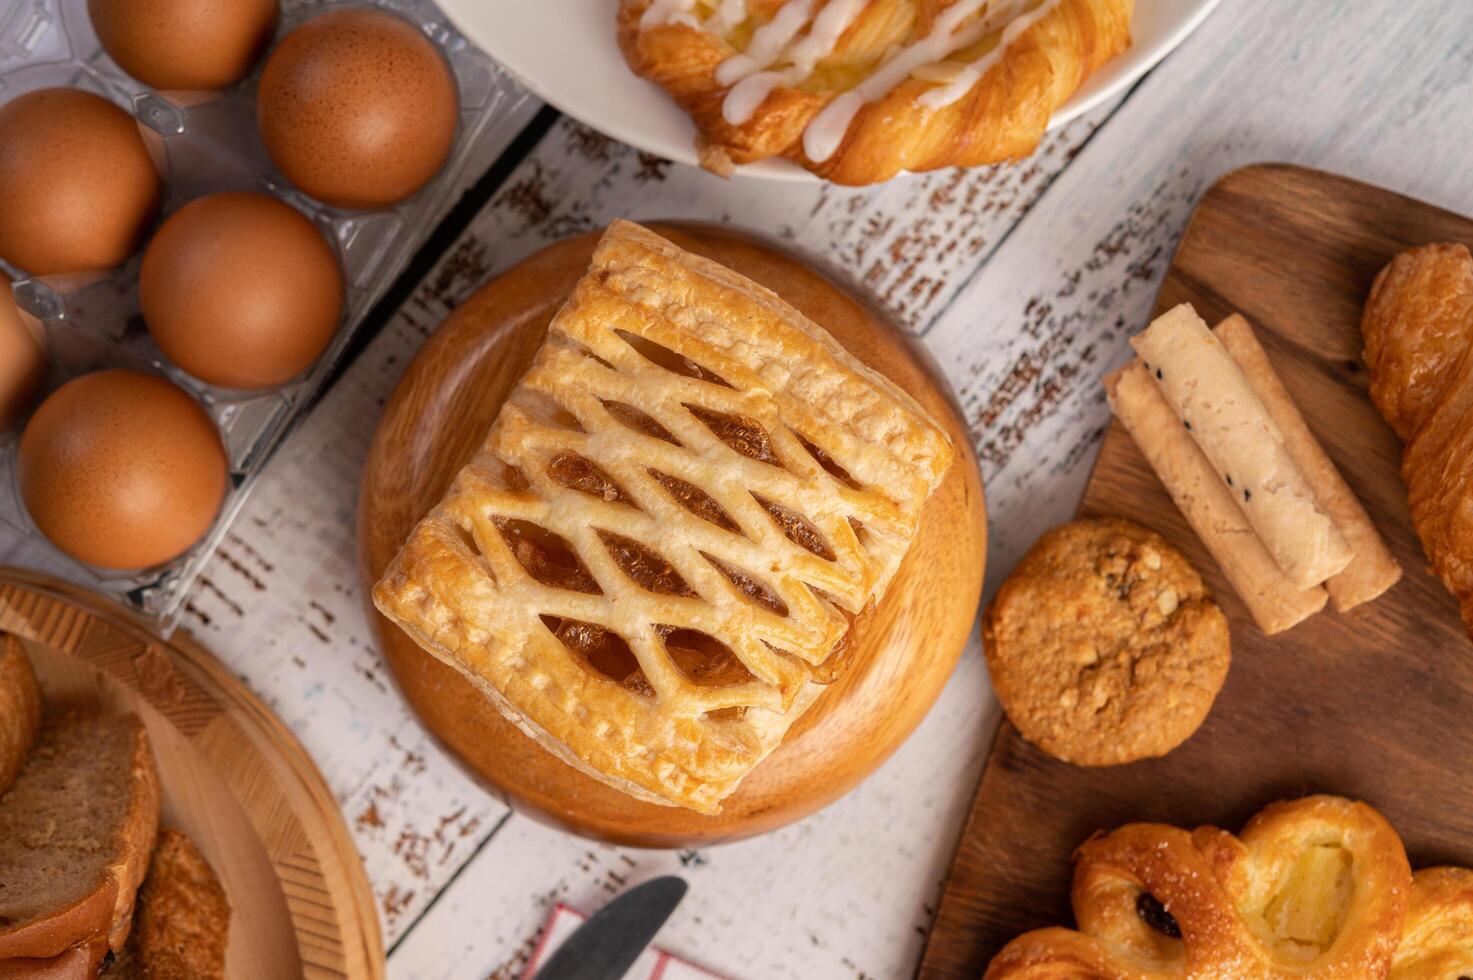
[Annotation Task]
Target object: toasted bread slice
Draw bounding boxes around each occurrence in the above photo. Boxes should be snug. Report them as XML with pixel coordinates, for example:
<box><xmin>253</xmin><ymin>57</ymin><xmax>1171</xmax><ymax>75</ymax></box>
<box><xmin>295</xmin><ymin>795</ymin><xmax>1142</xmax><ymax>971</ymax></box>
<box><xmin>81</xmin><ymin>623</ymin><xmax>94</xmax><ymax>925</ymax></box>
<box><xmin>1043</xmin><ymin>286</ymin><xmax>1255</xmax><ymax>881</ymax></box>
<box><xmin>107</xmin><ymin>828</ymin><xmax>230</xmax><ymax>979</ymax></box>
<box><xmin>0</xmin><ymin>713</ymin><xmax>160</xmax><ymax>967</ymax></box>
<box><xmin>0</xmin><ymin>634</ymin><xmax>40</xmax><ymax>798</ymax></box>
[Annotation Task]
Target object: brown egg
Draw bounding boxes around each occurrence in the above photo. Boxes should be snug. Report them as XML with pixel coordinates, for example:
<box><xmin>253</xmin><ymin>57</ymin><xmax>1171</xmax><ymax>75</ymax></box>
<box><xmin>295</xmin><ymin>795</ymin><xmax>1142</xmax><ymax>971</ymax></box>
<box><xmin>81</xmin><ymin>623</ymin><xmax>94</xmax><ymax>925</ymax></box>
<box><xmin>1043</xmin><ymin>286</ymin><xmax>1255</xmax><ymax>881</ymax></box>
<box><xmin>256</xmin><ymin>10</ymin><xmax>458</xmax><ymax>210</ymax></box>
<box><xmin>89</xmin><ymin>0</ymin><xmax>280</xmax><ymax>91</ymax></box>
<box><xmin>0</xmin><ymin>277</ymin><xmax>46</xmax><ymax>432</ymax></box>
<box><xmin>141</xmin><ymin>191</ymin><xmax>344</xmax><ymax>389</ymax></box>
<box><xmin>0</xmin><ymin>88</ymin><xmax>161</xmax><ymax>276</ymax></box>
<box><xmin>18</xmin><ymin>370</ymin><xmax>227</xmax><ymax>570</ymax></box>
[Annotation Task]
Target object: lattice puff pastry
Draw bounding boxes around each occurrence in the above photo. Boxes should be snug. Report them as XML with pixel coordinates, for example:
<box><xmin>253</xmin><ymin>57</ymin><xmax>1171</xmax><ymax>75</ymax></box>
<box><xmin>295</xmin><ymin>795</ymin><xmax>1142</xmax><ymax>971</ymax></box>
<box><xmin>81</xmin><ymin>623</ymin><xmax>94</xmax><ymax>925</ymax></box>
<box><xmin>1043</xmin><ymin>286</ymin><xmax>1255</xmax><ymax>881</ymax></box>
<box><xmin>618</xmin><ymin>0</ymin><xmax>1134</xmax><ymax>184</ymax></box>
<box><xmin>374</xmin><ymin>220</ymin><xmax>953</xmax><ymax>814</ymax></box>
<box><xmin>985</xmin><ymin>796</ymin><xmax>1416</xmax><ymax>979</ymax></box>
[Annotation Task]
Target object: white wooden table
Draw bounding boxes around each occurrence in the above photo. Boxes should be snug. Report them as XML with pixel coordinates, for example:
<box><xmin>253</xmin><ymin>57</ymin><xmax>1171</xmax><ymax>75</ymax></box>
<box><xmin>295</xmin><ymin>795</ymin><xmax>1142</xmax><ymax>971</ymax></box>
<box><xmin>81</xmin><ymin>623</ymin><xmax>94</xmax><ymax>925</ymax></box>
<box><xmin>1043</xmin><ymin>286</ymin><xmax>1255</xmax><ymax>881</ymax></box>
<box><xmin>17</xmin><ymin>1</ymin><xmax>1473</xmax><ymax>976</ymax></box>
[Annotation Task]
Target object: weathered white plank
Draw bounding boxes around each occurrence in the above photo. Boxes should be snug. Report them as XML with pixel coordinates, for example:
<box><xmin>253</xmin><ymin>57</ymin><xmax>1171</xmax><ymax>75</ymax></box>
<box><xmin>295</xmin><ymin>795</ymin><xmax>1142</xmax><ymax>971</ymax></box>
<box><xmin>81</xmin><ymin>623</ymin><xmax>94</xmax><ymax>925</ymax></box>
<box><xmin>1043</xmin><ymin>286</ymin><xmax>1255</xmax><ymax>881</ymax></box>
<box><xmin>409</xmin><ymin>105</ymin><xmax>1121</xmax><ymax>334</ymax></box>
<box><xmin>181</xmin><ymin>351</ymin><xmax>514</xmax><ymax>939</ymax></box>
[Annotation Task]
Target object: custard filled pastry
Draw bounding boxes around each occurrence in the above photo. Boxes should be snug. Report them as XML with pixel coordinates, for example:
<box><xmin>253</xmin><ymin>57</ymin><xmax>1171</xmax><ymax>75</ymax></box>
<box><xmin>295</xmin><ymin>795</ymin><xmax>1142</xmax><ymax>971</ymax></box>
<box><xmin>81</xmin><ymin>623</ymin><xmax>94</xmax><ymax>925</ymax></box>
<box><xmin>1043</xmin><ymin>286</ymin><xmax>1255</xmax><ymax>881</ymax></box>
<box><xmin>374</xmin><ymin>220</ymin><xmax>953</xmax><ymax>814</ymax></box>
<box><xmin>985</xmin><ymin>796</ymin><xmax>1418</xmax><ymax>979</ymax></box>
<box><xmin>617</xmin><ymin>0</ymin><xmax>1134</xmax><ymax>183</ymax></box>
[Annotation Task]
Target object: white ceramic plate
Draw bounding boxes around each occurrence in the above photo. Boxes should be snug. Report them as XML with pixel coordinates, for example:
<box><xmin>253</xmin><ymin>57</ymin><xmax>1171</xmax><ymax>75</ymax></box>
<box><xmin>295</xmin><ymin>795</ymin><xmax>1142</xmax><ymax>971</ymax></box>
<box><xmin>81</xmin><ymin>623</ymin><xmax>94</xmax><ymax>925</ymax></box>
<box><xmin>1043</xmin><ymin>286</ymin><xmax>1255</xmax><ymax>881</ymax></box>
<box><xmin>441</xmin><ymin>0</ymin><xmax>1224</xmax><ymax>181</ymax></box>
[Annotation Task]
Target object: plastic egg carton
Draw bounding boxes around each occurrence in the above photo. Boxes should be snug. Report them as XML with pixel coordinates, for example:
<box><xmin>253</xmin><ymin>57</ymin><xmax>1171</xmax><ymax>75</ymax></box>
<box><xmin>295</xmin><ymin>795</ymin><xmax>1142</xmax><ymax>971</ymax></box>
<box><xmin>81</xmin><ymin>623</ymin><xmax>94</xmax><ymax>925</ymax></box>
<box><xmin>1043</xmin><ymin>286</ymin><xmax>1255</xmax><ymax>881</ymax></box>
<box><xmin>0</xmin><ymin>0</ymin><xmax>531</xmax><ymax>631</ymax></box>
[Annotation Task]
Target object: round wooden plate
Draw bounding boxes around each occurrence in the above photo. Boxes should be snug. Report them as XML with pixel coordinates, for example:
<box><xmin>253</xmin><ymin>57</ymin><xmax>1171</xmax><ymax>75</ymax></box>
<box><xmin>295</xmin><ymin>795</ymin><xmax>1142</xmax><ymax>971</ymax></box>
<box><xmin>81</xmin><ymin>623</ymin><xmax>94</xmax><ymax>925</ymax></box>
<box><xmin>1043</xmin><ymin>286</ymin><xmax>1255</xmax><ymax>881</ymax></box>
<box><xmin>0</xmin><ymin>570</ymin><xmax>384</xmax><ymax>980</ymax></box>
<box><xmin>358</xmin><ymin>222</ymin><xmax>987</xmax><ymax>847</ymax></box>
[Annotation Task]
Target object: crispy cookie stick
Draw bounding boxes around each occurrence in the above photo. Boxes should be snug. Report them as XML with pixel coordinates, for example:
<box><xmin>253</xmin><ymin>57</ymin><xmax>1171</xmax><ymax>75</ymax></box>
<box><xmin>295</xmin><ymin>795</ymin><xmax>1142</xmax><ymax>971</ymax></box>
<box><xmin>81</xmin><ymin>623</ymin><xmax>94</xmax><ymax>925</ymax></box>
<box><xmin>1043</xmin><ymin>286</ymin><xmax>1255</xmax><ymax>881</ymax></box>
<box><xmin>1105</xmin><ymin>362</ymin><xmax>1328</xmax><ymax>634</ymax></box>
<box><xmin>1131</xmin><ymin>305</ymin><xmax>1353</xmax><ymax>589</ymax></box>
<box><xmin>1214</xmin><ymin>315</ymin><xmax>1401</xmax><ymax>610</ymax></box>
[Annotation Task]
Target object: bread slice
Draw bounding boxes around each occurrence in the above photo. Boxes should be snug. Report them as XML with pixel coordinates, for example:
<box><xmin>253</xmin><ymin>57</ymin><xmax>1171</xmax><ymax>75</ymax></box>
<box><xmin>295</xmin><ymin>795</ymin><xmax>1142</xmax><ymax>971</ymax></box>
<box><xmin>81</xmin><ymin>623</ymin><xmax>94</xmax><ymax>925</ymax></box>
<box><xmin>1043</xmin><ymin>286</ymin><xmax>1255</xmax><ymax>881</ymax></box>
<box><xmin>106</xmin><ymin>827</ymin><xmax>230</xmax><ymax>979</ymax></box>
<box><xmin>0</xmin><ymin>713</ymin><xmax>160</xmax><ymax>967</ymax></box>
<box><xmin>0</xmin><ymin>634</ymin><xmax>40</xmax><ymax>798</ymax></box>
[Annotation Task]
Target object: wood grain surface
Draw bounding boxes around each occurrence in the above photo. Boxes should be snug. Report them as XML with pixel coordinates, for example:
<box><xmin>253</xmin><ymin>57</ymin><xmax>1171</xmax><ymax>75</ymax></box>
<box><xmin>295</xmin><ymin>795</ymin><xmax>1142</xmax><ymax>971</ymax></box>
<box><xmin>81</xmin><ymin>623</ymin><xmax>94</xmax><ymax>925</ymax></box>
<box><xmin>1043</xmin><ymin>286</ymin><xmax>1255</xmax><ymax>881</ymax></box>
<box><xmin>920</xmin><ymin>164</ymin><xmax>1473</xmax><ymax>978</ymax></box>
<box><xmin>0</xmin><ymin>570</ymin><xmax>384</xmax><ymax>980</ymax></box>
<box><xmin>357</xmin><ymin>222</ymin><xmax>987</xmax><ymax>847</ymax></box>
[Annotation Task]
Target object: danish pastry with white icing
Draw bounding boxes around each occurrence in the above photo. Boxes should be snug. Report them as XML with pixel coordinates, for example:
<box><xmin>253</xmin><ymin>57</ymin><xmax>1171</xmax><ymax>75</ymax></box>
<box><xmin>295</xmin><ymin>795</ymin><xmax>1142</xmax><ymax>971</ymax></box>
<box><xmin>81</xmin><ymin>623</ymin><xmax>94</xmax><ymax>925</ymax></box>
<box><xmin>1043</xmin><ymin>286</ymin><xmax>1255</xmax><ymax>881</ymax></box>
<box><xmin>617</xmin><ymin>0</ymin><xmax>1134</xmax><ymax>183</ymax></box>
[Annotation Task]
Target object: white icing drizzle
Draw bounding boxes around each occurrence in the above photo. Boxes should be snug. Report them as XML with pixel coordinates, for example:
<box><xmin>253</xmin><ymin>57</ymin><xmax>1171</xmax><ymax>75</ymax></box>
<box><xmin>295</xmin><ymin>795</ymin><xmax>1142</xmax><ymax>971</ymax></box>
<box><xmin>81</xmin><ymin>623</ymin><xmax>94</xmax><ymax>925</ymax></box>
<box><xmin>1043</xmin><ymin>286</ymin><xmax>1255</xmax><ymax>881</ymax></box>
<box><xmin>643</xmin><ymin>0</ymin><xmax>746</xmax><ymax>31</ymax></box>
<box><xmin>706</xmin><ymin>0</ymin><xmax>749</xmax><ymax>32</ymax></box>
<box><xmin>803</xmin><ymin>0</ymin><xmax>997</xmax><ymax>161</ymax></box>
<box><xmin>725</xmin><ymin>71</ymin><xmax>788</xmax><ymax>124</ymax></box>
<box><xmin>720</xmin><ymin>0</ymin><xmax>867</xmax><ymax>124</ymax></box>
<box><xmin>648</xmin><ymin>0</ymin><xmax>1062</xmax><ymax>162</ymax></box>
<box><xmin>916</xmin><ymin>0</ymin><xmax>1066</xmax><ymax>108</ymax></box>
<box><xmin>781</xmin><ymin>0</ymin><xmax>868</xmax><ymax>73</ymax></box>
<box><xmin>640</xmin><ymin>0</ymin><xmax>697</xmax><ymax>30</ymax></box>
<box><xmin>715</xmin><ymin>0</ymin><xmax>818</xmax><ymax>86</ymax></box>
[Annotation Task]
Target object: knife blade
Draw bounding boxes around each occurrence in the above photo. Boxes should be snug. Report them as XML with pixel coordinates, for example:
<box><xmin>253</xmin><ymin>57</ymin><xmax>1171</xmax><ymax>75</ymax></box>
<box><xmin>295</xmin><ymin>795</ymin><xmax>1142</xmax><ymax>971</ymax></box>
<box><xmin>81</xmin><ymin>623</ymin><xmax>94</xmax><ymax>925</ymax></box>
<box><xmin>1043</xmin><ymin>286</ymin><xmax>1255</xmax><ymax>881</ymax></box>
<box><xmin>533</xmin><ymin>875</ymin><xmax>688</xmax><ymax>980</ymax></box>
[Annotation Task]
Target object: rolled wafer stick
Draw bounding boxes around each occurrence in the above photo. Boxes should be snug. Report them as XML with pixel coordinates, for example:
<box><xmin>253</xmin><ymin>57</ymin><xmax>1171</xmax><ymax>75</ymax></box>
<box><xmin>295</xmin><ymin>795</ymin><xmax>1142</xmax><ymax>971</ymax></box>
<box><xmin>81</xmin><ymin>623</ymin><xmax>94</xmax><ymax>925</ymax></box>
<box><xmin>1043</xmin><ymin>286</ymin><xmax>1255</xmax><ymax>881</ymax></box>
<box><xmin>1132</xmin><ymin>305</ymin><xmax>1354</xmax><ymax>589</ymax></box>
<box><xmin>1213</xmin><ymin>314</ymin><xmax>1402</xmax><ymax>611</ymax></box>
<box><xmin>1105</xmin><ymin>361</ymin><xmax>1328</xmax><ymax>634</ymax></box>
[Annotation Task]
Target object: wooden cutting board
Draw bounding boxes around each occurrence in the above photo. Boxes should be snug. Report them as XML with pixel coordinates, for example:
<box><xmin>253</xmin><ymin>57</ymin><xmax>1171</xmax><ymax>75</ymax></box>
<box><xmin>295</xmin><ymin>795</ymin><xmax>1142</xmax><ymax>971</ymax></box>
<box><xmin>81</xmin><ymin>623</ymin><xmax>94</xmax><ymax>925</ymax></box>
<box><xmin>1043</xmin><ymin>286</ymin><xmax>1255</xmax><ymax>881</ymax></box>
<box><xmin>0</xmin><ymin>570</ymin><xmax>384</xmax><ymax>980</ymax></box>
<box><xmin>358</xmin><ymin>222</ymin><xmax>987</xmax><ymax>847</ymax></box>
<box><xmin>920</xmin><ymin>163</ymin><xmax>1473</xmax><ymax>977</ymax></box>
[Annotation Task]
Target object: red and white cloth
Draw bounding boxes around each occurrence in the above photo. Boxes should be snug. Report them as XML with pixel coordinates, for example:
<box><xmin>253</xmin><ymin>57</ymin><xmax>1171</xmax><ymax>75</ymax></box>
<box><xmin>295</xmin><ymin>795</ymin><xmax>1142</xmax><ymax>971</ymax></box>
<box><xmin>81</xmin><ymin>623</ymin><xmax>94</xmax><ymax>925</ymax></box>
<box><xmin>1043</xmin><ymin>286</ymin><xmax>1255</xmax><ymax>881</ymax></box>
<box><xmin>522</xmin><ymin>903</ymin><xmax>727</xmax><ymax>980</ymax></box>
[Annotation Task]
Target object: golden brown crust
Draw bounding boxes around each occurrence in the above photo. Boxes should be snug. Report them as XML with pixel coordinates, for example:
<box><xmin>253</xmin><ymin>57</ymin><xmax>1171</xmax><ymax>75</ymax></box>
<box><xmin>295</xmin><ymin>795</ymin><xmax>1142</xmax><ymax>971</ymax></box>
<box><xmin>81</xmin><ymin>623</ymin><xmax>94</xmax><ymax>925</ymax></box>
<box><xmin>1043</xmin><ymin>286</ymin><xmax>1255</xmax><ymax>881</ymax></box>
<box><xmin>0</xmin><ymin>942</ymin><xmax>107</xmax><ymax>979</ymax></box>
<box><xmin>986</xmin><ymin>795</ymin><xmax>1413</xmax><ymax>979</ymax></box>
<box><xmin>1363</xmin><ymin>243</ymin><xmax>1473</xmax><ymax>443</ymax></box>
<box><xmin>106</xmin><ymin>723</ymin><xmax>160</xmax><ymax>953</ymax></box>
<box><xmin>0</xmin><ymin>634</ymin><xmax>40</xmax><ymax>798</ymax></box>
<box><xmin>1390</xmin><ymin>867</ymin><xmax>1473</xmax><ymax>978</ymax></box>
<box><xmin>116</xmin><ymin>828</ymin><xmax>231</xmax><ymax>980</ymax></box>
<box><xmin>0</xmin><ymin>886</ymin><xmax>117</xmax><ymax>965</ymax></box>
<box><xmin>1362</xmin><ymin>243</ymin><xmax>1473</xmax><ymax>639</ymax></box>
<box><xmin>982</xmin><ymin>517</ymin><xmax>1230</xmax><ymax>766</ymax></box>
<box><xmin>617</xmin><ymin>0</ymin><xmax>1134</xmax><ymax>184</ymax></box>
<box><xmin>374</xmin><ymin>220</ymin><xmax>952</xmax><ymax>812</ymax></box>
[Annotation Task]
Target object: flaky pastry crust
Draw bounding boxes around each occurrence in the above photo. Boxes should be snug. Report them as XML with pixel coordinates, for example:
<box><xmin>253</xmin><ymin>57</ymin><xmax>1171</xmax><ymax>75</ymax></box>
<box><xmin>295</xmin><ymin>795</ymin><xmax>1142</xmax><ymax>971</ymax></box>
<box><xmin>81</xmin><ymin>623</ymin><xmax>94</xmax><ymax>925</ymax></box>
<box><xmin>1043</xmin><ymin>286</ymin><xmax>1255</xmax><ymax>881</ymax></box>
<box><xmin>617</xmin><ymin>0</ymin><xmax>1134</xmax><ymax>184</ymax></box>
<box><xmin>1390</xmin><ymin>867</ymin><xmax>1473</xmax><ymax>978</ymax></box>
<box><xmin>374</xmin><ymin>220</ymin><xmax>952</xmax><ymax>813</ymax></box>
<box><xmin>985</xmin><ymin>796</ymin><xmax>1415</xmax><ymax>979</ymax></box>
<box><xmin>1363</xmin><ymin>243</ymin><xmax>1473</xmax><ymax>640</ymax></box>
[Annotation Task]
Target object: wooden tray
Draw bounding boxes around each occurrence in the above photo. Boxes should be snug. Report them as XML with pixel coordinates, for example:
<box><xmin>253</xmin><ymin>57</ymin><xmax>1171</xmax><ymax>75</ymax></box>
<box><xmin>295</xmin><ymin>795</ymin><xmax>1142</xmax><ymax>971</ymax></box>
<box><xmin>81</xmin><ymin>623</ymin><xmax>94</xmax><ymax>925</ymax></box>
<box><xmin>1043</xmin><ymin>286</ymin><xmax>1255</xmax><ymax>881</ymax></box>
<box><xmin>919</xmin><ymin>164</ymin><xmax>1473</xmax><ymax>977</ymax></box>
<box><xmin>358</xmin><ymin>222</ymin><xmax>987</xmax><ymax>847</ymax></box>
<box><xmin>0</xmin><ymin>570</ymin><xmax>384</xmax><ymax>980</ymax></box>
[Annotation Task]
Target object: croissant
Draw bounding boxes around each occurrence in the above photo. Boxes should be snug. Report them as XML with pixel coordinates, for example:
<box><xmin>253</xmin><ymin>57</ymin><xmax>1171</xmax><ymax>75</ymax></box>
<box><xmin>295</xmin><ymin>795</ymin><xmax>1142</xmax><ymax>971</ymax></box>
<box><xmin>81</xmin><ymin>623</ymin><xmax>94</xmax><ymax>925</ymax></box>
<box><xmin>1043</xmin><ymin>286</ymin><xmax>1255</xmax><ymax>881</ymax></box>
<box><xmin>985</xmin><ymin>796</ymin><xmax>1417</xmax><ymax>979</ymax></box>
<box><xmin>1362</xmin><ymin>243</ymin><xmax>1473</xmax><ymax>640</ymax></box>
<box><xmin>616</xmin><ymin>0</ymin><xmax>1134</xmax><ymax>185</ymax></box>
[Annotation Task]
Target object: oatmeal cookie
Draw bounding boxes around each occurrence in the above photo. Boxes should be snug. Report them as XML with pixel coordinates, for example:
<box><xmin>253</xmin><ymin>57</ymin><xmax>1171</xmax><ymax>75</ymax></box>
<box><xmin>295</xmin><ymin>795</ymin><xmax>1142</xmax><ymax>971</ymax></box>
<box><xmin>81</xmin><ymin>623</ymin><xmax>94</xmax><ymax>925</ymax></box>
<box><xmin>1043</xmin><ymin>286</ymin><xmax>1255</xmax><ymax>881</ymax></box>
<box><xmin>983</xmin><ymin>517</ymin><xmax>1230</xmax><ymax>765</ymax></box>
